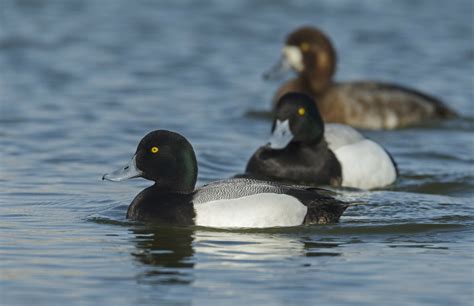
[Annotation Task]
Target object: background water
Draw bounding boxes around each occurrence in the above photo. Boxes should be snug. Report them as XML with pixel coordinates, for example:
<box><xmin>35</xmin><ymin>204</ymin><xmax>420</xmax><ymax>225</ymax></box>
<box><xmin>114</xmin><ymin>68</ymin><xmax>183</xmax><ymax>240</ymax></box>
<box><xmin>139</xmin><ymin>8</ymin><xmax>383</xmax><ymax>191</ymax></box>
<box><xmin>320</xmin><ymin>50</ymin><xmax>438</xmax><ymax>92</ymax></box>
<box><xmin>1</xmin><ymin>0</ymin><xmax>473</xmax><ymax>305</ymax></box>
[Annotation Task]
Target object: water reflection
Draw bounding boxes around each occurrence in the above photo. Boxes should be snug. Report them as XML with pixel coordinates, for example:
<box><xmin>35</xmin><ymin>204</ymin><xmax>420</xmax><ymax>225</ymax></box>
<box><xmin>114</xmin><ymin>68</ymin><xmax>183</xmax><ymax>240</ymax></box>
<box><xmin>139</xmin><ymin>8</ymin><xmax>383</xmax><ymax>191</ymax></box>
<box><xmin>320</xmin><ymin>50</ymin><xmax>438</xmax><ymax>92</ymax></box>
<box><xmin>192</xmin><ymin>230</ymin><xmax>348</xmax><ymax>267</ymax></box>
<box><xmin>194</xmin><ymin>231</ymin><xmax>306</xmax><ymax>261</ymax></box>
<box><xmin>302</xmin><ymin>240</ymin><xmax>342</xmax><ymax>257</ymax></box>
<box><xmin>130</xmin><ymin>225</ymin><xmax>195</xmax><ymax>285</ymax></box>
<box><xmin>125</xmin><ymin>218</ymin><xmax>465</xmax><ymax>287</ymax></box>
<box><xmin>130</xmin><ymin>226</ymin><xmax>350</xmax><ymax>284</ymax></box>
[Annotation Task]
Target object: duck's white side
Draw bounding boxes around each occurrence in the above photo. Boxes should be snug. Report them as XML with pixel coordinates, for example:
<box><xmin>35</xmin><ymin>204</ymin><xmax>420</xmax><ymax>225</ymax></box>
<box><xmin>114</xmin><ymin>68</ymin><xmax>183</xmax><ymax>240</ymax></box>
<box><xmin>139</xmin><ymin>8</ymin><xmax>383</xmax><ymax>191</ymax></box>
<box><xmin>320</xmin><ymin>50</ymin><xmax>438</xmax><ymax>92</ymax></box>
<box><xmin>325</xmin><ymin>124</ymin><xmax>397</xmax><ymax>189</ymax></box>
<box><xmin>194</xmin><ymin>193</ymin><xmax>307</xmax><ymax>228</ymax></box>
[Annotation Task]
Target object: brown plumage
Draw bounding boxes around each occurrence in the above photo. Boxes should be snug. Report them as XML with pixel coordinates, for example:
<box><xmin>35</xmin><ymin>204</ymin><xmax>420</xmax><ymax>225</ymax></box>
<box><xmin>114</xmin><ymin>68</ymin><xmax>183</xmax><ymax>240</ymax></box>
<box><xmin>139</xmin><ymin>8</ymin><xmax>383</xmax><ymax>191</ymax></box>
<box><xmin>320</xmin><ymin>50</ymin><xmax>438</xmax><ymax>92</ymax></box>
<box><xmin>268</xmin><ymin>26</ymin><xmax>457</xmax><ymax>130</ymax></box>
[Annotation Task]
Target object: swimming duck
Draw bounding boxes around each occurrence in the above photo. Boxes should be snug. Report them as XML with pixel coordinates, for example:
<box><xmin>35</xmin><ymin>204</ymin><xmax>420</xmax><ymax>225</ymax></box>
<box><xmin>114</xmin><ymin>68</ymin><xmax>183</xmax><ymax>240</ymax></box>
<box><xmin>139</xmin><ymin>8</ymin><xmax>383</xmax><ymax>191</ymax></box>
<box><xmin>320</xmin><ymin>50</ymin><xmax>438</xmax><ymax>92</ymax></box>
<box><xmin>264</xmin><ymin>26</ymin><xmax>457</xmax><ymax>129</ymax></box>
<box><xmin>245</xmin><ymin>92</ymin><xmax>398</xmax><ymax>190</ymax></box>
<box><xmin>103</xmin><ymin>130</ymin><xmax>349</xmax><ymax>228</ymax></box>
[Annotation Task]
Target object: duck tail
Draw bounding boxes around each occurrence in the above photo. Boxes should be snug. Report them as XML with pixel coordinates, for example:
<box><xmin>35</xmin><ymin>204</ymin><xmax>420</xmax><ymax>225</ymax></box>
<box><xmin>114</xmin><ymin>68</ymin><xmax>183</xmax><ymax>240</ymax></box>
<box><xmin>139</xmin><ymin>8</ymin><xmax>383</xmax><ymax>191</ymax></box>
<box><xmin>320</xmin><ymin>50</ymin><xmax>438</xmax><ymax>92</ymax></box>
<box><xmin>346</xmin><ymin>201</ymin><xmax>367</xmax><ymax>207</ymax></box>
<box><xmin>305</xmin><ymin>201</ymin><xmax>349</xmax><ymax>225</ymax></box>
<box><xmin>435</xmin><ymin>103</ymin><xmax>458</xmax><ymax>119</ymax></box>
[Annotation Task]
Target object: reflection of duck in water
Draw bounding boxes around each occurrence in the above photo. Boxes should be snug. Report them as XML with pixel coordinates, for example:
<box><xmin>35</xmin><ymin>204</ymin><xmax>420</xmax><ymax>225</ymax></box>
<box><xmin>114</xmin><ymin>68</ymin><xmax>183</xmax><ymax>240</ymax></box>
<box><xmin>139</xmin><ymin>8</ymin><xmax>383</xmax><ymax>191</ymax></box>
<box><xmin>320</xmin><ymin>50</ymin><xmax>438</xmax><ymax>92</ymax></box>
<box><xmin>265</xmin><ymin>26</ymin><xmax>457</xmax><ymax>129</ymax></box>
<box><xmin>103</xmin><ymin>130</ymin><xmax>349</xmax><ymax>227</ymax></box>
<box><xmin>194</xmin><ymin>231</ymin><xmax>341</xmax><ymax>260</ymax></box>
<box><xmin>131</xmin><ymin>226</ymin><xmax>194</xmax><ymax>284</ymax></box>
<box><xmin>132</xmin><ymin>226</ymin><xmax>194</xmax><ymax>267</ymax></box>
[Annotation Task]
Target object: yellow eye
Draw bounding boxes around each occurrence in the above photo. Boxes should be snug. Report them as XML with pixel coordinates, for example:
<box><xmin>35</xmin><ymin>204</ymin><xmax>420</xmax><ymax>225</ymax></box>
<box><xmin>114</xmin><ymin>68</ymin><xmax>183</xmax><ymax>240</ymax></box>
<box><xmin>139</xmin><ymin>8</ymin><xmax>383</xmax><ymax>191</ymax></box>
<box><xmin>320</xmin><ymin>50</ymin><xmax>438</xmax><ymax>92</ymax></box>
<box><xmin>150</xmin><ymin>146</ymin><xmax>159</xmax><ymax>154</ymax></box>
<box><xmin>298</xmin><ymin>107</ymin><xmax>306</xmax><ymax>116</ymax></box>
<box><xmin>300</xmin><ymin>42</ymin><xmax>310</xmax><ymax>52</ymax></box>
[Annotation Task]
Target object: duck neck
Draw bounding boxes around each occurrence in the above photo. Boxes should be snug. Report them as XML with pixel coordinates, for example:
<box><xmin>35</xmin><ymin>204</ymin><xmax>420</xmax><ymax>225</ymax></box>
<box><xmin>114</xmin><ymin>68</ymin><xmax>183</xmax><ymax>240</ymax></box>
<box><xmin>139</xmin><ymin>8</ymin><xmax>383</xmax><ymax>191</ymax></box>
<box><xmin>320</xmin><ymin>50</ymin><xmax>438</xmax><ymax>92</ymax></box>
<box><xmin>151</xmin><ymin>182</ymin><xmax>195</xmax><ymax>195</ymax></box>
<box><xmin>299</xmin><ymin>73</ymin><xmax>333</xmax><ymax>96</ymax></box>
<box><xmin>289</xmin><ymin>135</ymin><xmax>327</xmax><ymax>151</ymax></box>
<box><xmin>300</xmin><ymin>47</ymin><xmax>336</xmax><ymax>95</ymax></box>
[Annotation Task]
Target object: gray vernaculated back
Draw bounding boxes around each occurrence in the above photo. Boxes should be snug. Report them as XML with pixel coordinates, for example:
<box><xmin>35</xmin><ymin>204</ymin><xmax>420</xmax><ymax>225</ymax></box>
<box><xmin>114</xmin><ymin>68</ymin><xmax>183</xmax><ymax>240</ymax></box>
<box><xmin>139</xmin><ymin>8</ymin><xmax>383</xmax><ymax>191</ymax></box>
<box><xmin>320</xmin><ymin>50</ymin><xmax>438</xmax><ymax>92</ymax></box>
<box><xmin>192</xmin><ymin>178</ymin><xmax>293</xmax><ymax>204</ymax></box>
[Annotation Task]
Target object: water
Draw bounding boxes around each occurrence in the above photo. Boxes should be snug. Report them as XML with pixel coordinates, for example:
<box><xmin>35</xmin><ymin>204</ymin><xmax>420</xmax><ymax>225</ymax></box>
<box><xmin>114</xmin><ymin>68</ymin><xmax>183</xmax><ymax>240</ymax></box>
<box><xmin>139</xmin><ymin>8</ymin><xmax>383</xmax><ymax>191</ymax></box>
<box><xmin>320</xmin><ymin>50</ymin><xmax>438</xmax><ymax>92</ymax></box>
<box><xmin>1</xmin><ymin>0</ymin><xmax>473</xmax><ymax>305</ymax></box>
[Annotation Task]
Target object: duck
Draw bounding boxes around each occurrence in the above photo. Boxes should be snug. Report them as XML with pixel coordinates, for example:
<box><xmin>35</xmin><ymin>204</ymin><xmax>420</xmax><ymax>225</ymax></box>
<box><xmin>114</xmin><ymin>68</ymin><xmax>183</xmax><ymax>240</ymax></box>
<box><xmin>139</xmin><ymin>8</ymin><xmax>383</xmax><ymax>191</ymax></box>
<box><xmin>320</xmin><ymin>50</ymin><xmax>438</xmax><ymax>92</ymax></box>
<box><xmin>102</xmin><ymin>130</ymin><xmax>349</xmax><ymax>228</ymax></box>
<box><xmin>245</xmin><ymin>92</ymin><xmax>398</xmax><ymax>190</ymax></box>
<box><xmin>264</xmin><ymin>26</ymin><xmax>457</xmax><ymax>130</ymax></box>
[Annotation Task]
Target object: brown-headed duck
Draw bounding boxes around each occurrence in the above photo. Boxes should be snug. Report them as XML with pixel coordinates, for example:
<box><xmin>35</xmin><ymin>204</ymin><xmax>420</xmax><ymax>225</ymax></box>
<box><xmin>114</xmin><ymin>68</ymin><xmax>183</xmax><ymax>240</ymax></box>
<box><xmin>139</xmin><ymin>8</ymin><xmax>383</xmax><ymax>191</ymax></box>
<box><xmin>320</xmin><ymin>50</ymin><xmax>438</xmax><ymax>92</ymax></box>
<box><xmin>264</xmin><ymin>26</ymin><xmax>457</xmax><ymax>129</ymax></box>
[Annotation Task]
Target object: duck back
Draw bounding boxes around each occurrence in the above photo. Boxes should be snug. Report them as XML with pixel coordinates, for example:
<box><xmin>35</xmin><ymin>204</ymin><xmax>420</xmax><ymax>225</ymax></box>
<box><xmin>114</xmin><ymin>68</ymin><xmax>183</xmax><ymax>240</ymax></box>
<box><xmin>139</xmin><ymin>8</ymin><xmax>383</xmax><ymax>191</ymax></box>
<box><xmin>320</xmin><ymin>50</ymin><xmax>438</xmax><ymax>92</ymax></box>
<box><xmin>273</xmin><ymin>79</ymin><xmax>456</xmax><ymax>129</ymax></box>
<box><xmin>319</xmin><ymin>81</ymin><xmax>456</xmax><ymax>129</ymax></box>
<box><xmin>194</xmin><ymin>178</ymin><xmax>347</xmax><ymax>226</ymax></box>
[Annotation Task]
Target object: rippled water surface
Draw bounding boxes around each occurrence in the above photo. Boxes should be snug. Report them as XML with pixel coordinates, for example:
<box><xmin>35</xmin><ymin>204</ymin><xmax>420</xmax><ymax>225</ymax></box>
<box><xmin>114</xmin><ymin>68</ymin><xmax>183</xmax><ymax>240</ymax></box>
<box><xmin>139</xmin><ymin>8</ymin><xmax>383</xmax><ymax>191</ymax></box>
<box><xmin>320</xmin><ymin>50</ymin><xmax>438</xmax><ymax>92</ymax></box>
<box><xmin>1</xmin><ymin>0</ymin><xmax>473</xmax><ymax>305</ymax></box>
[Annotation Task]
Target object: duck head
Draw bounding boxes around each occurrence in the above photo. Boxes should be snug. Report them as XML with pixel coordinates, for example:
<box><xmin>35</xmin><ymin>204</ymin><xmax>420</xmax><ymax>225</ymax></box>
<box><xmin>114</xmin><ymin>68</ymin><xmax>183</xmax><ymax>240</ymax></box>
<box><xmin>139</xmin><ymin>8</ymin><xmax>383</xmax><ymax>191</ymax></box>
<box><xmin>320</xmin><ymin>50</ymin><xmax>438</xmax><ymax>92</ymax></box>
<box><xmin>268</xmin><ymin>92</ymin><xmax>325</xmax><ymax>149</ymax></box>
<box><xmin>103</xmin><ymin>130</ymin><xmax>198</xmax><ymax>193</ymax></box>
<box><xmin>264</xmin><ymin>26</ymin><xmax>337</xmax><ymax>93</ymax></box>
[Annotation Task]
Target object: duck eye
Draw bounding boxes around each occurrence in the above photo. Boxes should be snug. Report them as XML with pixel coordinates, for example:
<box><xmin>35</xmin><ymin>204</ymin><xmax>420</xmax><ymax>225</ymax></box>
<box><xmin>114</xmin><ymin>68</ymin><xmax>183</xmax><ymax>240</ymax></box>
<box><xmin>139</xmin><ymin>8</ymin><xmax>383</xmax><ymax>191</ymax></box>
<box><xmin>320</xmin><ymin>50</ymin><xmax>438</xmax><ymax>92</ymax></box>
<box><xmin>298</xmin><ymin>107</ymin><xmax>306</xmax><ymax>116</ymax></box>
<box><xmin>150</xmin><ymin>146</ymin><xmax>159</xmax><ymax>154</ymax></box>
<box><xmin>300</xmin><ymin>42</ymin><xmax>310</xmax><ymax>52</ymax></box>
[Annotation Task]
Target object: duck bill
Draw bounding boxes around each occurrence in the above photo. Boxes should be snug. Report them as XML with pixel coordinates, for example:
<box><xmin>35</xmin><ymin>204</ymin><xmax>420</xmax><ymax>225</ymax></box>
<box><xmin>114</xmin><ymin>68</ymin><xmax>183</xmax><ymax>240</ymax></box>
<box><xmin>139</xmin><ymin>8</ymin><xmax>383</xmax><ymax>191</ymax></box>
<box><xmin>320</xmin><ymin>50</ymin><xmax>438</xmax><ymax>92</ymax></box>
<box><xmin>267</xmin><ymin>119</ymin><xmax>294</xmax><ymax>149</ymax></box>
<box><xmin>263</xmin><ymin>46</ymin><xmax>303</xmax><ymax>81</ymax></box>
<box><xmin>263</xmin><ymin>54</ymin><xmax>291</xmax><ymax>81</ymax></box>
<box><xmin>102</xmin><ymin>155</ymin><xmax>142</xmax><ymax>182</ymax></box>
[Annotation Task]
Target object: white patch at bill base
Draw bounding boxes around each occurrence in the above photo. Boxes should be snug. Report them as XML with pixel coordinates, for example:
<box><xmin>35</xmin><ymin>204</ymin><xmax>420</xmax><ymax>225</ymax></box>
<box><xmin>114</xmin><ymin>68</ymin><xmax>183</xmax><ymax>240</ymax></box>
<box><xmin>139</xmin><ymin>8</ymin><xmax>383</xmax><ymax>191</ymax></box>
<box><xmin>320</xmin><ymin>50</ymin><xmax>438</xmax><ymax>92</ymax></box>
<box><xmin>283</xmin><ymin>46</ymin><xmax>304</xmax><ymax>72</ymax></box>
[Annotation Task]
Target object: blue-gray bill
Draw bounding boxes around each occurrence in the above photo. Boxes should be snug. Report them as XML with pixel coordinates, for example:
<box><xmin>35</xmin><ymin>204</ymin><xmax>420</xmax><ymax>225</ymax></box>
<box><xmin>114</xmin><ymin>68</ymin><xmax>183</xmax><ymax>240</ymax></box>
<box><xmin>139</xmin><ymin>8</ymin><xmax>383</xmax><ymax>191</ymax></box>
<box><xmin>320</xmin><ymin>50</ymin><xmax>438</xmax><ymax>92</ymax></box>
<box><xmin>102</xmin><ymin>155</ymin><xmax>142</xmax><ymax>181</ymax></box>
<box><xmin>267</xmin><ymin>119</ymin><xmax>294</xmax><ymax>149</ymax></box>
<box><xmin>263</xmin><ymin>55</ymin><xmax>291</xmax><ymax>81</ymax></box>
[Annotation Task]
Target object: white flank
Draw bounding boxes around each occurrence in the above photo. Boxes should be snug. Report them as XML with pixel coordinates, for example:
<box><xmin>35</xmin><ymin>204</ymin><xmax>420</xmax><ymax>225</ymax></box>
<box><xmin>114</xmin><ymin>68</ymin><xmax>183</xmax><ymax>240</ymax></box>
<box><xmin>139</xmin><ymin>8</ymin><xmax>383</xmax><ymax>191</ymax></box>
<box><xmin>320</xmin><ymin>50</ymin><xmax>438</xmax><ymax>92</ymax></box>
<box><xmin>325</xmin><ymin>123</ymin><xmax>396</xmax><ymax>189</ymax></box>
<box><xmin>325</xmin><ymin>123</ymin><xmax>365</xmax><ymax>150</ymax></box>
<box><xmin>385</xmin><ymin>111</ymin><xmax>399</xmax><ymax>129</ymax></box>
<box><xmin>194</xmin><ymin>193</ymin><xmax>307</xmax><ymax>228</ymax></box>
<box><xmin>332</xmin><ymin>139</ymin><xmax>397</xmax><ymax>189</ymax></box>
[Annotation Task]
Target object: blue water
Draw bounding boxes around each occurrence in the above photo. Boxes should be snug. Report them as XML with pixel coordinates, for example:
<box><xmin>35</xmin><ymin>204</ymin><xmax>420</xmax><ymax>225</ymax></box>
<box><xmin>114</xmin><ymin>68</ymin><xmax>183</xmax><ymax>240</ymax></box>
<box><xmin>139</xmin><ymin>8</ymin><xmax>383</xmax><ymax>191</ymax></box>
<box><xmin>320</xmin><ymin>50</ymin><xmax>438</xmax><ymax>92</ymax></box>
<box><xmin>1</xmin><ymin>0</ymin><xmax>473</xmax><ymax>305</ymax></box>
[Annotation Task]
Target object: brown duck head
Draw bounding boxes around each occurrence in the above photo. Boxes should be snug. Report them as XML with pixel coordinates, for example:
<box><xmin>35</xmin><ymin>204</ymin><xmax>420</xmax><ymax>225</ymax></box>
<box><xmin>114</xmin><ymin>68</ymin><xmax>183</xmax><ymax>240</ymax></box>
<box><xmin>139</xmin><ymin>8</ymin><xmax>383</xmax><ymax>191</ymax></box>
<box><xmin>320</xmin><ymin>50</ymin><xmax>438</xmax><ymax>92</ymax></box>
<box><xmin>264</xmin><ymin>26</ymin><xmax>337</xmax><ymax>94</ymax></box>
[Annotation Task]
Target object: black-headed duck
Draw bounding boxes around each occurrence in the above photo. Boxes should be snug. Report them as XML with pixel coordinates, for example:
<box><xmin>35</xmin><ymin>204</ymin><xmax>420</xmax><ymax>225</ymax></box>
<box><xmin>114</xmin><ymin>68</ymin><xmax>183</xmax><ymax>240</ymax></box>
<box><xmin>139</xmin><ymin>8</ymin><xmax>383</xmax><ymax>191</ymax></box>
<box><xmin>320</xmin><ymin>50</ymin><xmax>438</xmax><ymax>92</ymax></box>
<box><xmin>103</xmin><ymin>130</ymin><xmax>349</xmax><ymax>227</ymax></box>
<box><xmin>245</xmin><ymin>92</ymin><xmax>398</xmax><ymax>189</ymax></box>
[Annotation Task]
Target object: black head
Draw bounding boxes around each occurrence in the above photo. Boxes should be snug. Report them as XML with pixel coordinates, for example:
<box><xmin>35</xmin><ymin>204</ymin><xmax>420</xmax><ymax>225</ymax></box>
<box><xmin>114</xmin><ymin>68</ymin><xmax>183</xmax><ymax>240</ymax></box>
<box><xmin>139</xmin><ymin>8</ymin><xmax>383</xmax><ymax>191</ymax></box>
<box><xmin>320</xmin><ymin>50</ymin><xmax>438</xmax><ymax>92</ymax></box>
<box><xmin>103</xmin><ymin>130</ymin><xmax>198</xmax><ymax>193</ymax></box>
<box><xmin>268</xmin><ymin>92</ymin><xmax>325</xmax><ymax>149</ymax></box>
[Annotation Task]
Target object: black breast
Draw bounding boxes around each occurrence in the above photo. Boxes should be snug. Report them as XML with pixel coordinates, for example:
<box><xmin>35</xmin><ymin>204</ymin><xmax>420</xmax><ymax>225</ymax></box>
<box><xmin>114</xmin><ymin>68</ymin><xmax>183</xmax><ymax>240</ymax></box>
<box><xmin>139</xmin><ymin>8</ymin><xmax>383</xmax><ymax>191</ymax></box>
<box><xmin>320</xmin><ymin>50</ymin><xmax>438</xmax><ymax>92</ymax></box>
<box><xmin>245</xmin><ymin>142</ymin><xmax>342</xmax><ymax>186</ymax></box>
<box><xmin>126</xmin><ymin>186</ymin><xmax>196</xmax><ymax>225</ymax></box>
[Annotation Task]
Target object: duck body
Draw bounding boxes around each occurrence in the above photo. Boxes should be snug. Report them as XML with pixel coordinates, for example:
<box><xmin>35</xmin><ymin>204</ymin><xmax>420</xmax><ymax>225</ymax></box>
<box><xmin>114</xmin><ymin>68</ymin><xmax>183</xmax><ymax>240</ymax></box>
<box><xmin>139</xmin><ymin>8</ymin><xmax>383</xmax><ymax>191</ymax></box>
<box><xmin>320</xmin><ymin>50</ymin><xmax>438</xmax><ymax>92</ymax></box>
<box><xmin>104</xmin><ymin>130</ymin><xmax>349</xmax><ymax>228</ymax></box>
<box><xmin>246</xmin><ymin>92</ymin><xmax>398</xmax><ymax>190</ymax></box>
<box><xmin>266</xmin><ymin>26</ymin><xmax>457</xmax><ymax>130</ymax></box>
<box><xmin>273</xmin><ymin>79</ymin><xmax>456</xmax><ymax>130</ymax></box>
<box><xmin>192</xmin><ymin>178</ymin><xmax>347</xmax><ymax>227</ymax></box>
<box><xmin>246</xmin><ymin>141</ymin><xmax>342</xmax><ymax>186</ymax></box>
<box><xmin>127</xmin><ymin>179</ymin><xmax>348</xmax><ymax>228</ymax></box>
<box><xmin>246</xmin><ymin>123</ymin><xmax>397</xmax><ymax>190</ymax></box>
<box><xmin>324</xmin><ymin>124</ymin><xmax>398</xmax><ymax>189</ymax></box>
